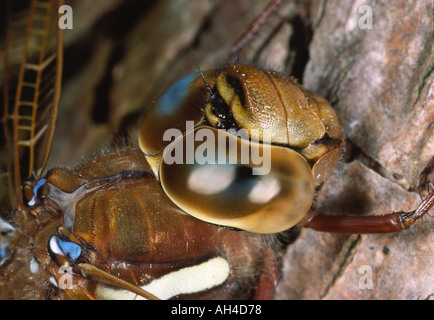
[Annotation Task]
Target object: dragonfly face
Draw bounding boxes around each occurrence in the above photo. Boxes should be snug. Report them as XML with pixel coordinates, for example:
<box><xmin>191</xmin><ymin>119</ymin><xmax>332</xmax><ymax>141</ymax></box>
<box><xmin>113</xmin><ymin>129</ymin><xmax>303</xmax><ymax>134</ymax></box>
<box><xmin>138</xmin><ymin>64</ymin><xmax>343</xmax><ymax>234</ymax></box>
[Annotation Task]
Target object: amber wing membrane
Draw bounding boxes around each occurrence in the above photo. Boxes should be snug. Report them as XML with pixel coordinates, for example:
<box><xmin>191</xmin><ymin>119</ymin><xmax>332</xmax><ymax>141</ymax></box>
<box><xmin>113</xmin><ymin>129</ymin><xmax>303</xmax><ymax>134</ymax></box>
<box><xmin>1</xmin><ymin>0</ymin><xmax>63</xmax><ymax>211</ymax></box>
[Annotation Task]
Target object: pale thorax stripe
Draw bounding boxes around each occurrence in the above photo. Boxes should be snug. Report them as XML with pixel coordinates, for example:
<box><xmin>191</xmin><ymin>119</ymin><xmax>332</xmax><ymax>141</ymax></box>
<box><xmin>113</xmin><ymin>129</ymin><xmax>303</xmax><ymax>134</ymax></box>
<box><xmin>95</xmin><ymin>256</ymin><xmax>230</xmax><ymax>300</ymax></box>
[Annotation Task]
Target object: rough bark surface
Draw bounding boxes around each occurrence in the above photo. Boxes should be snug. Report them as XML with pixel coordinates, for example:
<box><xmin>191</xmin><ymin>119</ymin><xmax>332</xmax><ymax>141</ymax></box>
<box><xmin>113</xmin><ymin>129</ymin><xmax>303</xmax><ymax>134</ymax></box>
<box><xmin>47</xmin><ymin>0</ymin><xmax>432</xmax><ymax>300</ymax></box>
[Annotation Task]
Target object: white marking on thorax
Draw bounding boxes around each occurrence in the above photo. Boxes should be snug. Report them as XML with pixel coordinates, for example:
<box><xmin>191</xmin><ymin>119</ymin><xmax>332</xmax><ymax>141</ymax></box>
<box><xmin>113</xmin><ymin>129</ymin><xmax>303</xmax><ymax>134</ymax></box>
<box><xmin>96</xmin><ymin>256</ymin><xmax>230</xmax><ymax>300</ymax></box>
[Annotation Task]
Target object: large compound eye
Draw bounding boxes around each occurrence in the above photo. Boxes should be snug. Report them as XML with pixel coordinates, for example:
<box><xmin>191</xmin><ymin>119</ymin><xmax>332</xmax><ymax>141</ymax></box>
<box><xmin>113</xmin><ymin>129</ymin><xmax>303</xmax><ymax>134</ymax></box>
<box><xmin>159</xmin><ymin>127</ymin><xmax>314</xmax><ymax>234</ymax></box>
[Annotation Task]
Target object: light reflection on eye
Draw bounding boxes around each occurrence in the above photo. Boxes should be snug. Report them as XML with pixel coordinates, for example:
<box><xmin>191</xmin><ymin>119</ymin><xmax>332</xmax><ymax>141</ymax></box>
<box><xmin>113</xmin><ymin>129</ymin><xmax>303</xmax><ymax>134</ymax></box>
<box><xmin>248</xmin><ymin>176</ymin><xmax>280</xmax><ymax>204</ymax></box>
<box><xmin>187</xmin><ymin>164</ymin><xmax>235</xmax><ymax>195</ymax></box>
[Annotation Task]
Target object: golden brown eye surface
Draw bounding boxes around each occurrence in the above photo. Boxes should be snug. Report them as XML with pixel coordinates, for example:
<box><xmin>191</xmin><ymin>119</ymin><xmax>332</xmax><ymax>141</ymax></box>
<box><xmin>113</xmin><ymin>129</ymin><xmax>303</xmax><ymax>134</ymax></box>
<box><xmin>159</xmin><ymin>127</ymin><xmax>315</xmax><ymax>233</ymax></box>
<box><xmin>138</xmin><ymin>71</ymin><xmax>218</xmax><ymax>157</ymax></box>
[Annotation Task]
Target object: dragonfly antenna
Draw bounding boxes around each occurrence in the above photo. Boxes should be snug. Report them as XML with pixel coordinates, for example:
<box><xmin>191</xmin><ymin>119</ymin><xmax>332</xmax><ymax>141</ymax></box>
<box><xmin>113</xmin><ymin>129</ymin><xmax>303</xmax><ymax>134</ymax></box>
<box><xmin>189</xmin><ymin>48</ymin><xmax>213</xmax><ymax>97</ymax></box>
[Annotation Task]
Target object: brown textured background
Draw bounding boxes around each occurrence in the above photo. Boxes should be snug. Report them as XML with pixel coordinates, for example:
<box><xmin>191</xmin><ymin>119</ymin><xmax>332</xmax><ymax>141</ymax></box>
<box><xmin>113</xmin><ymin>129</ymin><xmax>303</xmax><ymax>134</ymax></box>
<box><xmin>49</xmin><ymin>0</ymin><xmax>433</xmax><ymax>299</ymax></box>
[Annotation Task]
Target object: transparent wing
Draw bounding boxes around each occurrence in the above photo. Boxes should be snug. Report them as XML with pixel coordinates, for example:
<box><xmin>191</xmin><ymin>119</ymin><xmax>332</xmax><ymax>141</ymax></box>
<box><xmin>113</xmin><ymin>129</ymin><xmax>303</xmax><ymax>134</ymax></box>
<box><xmin>1</xmin><ymin>0</ymin><xmax>63</xmax><ymax>212</ymax></box>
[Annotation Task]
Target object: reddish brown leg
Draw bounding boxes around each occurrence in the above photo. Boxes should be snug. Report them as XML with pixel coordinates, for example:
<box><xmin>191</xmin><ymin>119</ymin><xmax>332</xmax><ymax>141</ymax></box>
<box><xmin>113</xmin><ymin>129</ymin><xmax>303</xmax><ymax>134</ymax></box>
<box><xmin>229</xmin><ymin>0</ymin><xmax>282</xmax><ymax>56</ymax></box>
<box><xmin>301</xmin><ymin>191</ymin><xmax>434</xmax><ymax>234</ymax></box>
<box><xmin>252</xmin><ymin>248</ymin><xmax>280</xmax><ymax>300</ymax></box>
